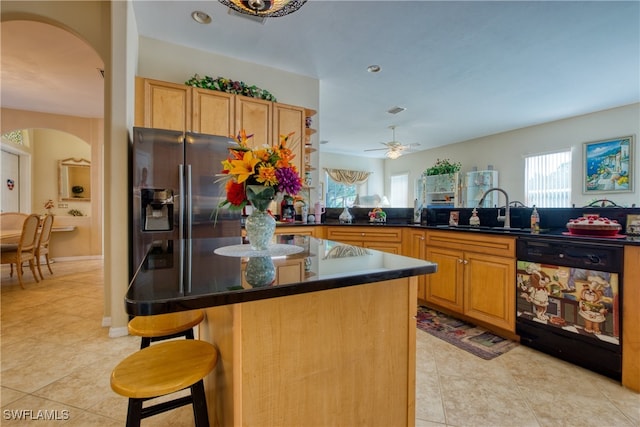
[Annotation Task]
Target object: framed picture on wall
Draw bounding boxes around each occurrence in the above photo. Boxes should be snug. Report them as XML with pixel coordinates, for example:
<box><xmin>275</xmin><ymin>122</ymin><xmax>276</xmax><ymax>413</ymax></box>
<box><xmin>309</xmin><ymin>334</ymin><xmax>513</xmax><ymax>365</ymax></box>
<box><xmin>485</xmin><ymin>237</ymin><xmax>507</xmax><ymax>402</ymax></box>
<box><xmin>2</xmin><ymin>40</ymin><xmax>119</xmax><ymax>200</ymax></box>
<box><xmin>583</xmin><ymin>135</ymin><xmax>634</xmax><ymax>194</ymax></box>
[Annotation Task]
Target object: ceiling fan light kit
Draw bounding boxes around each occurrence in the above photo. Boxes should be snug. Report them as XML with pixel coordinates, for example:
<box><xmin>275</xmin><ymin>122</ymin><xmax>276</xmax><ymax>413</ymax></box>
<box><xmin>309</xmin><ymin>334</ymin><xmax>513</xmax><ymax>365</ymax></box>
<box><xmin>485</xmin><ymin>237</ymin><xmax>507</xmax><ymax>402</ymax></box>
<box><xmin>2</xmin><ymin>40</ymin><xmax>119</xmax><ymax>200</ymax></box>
<box><xmin>364</xmin><ymin>125</ymin><xmax>419</xmax><ymax>160</ymax></box>
<box><xmin>386</xmin><ymin>150</ymin><xmax>401</xmax><ymax>160</ymax></box>
<box><xmin>219</xmin><ymin>0</ymin><xmax>307</xmax><ymax>17</ymax></box>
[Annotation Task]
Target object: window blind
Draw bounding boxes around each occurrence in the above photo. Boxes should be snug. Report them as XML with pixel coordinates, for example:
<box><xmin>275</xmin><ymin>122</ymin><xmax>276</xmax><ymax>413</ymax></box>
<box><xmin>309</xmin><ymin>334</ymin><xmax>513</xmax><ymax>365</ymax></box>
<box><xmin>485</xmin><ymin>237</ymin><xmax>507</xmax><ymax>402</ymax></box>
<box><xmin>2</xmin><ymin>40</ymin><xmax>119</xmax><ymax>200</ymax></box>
<box><xmin>525</xmin><ymin>150</ymin><xmax>571</xmax><ymax>207</ymax></box>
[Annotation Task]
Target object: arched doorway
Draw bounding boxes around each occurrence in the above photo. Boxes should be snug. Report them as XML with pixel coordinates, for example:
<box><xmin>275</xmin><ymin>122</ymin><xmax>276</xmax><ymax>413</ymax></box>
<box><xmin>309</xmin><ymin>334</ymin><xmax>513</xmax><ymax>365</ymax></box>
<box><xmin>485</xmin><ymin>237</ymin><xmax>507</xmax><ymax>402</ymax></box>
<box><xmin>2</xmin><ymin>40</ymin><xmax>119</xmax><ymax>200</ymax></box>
<box><xmin>1</xmin><ymin>20</ymin><xmax>104</xmax><ymax>259</ymax></box>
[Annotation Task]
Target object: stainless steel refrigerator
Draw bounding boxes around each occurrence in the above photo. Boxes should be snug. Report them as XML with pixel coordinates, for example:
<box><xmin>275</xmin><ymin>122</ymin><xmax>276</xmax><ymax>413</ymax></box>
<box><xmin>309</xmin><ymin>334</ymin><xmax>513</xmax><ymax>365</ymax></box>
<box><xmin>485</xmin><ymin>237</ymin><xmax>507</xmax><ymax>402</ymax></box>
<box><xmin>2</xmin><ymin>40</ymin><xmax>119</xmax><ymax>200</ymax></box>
<box><xmin>130</xmin><ymin>127</ymin><xmax>241</xmax><ymax>276</ymax></box>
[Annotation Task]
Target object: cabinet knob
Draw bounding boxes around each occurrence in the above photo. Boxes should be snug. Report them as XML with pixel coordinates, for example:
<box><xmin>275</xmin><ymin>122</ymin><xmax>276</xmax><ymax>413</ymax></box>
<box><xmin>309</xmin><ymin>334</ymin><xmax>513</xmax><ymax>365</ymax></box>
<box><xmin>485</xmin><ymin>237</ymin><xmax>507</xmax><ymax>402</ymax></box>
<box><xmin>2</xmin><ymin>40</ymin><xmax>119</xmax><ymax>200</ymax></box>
<box><xmin>463</xmin><ymin>259</ymin><xmax>468</xmax><ymax>265</ymax></box>
<box><xmin>457</xmin><ymin>259</ymin><xmax>464</xmax><ymax>264</ymax></box>
<box><xmin>361</xmin><ymin>233</ymin><xmax>365</xmax><ymax>236</ymax></box>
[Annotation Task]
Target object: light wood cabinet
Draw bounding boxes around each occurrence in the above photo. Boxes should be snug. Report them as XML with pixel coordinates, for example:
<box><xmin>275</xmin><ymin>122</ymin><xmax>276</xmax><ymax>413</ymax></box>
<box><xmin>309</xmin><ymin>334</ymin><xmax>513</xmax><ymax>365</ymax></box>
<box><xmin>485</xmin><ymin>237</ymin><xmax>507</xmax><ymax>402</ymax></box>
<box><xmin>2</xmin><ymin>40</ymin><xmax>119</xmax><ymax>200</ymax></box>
<box><xmin>623</xmin><ymin>245</ymin><xmax>640</xmax><ymax>392</ymax></box>
<box><xmin>325</xmin><ymin>226</ymin><xmax>403</xmax><ymax>254</ymax></box>
<box><xmin>235</xmin><ymin>95</ymin><xmax>272</xmax><ymax>148</ymax></box>
<box><xmin>403</xmin><ymin>228</ymin><xmax>427</xmax><ymax>300</ymax></box>
<box><xmin>425</xmin><ymin>230</ymin><xmax>516</xmax><ymax>332</ymax></box>
<box><xmin>135</xmin><ymin>77</ymin><xmax>191</xmax><ymax>131</ymax></box>
<box><xmin>273</xmin><ymin>102</ymin><xmax>305</xmax><ymax>174</ymax></box>
<box><xmin>192</xmin><ymin>88</ymin><xmax>234</xmax><ymax>136</ymax></box>
<box><xmin>275</xmin><ymin>226</ymin><xmax>317</xmax><ymax>237</ymax></box>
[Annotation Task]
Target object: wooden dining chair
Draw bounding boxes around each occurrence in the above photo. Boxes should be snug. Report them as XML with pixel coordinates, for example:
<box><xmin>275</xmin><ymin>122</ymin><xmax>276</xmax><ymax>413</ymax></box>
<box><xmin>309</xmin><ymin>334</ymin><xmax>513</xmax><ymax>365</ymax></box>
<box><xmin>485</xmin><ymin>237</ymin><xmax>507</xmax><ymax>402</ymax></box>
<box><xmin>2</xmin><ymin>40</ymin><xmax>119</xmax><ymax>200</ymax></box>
<box><xmin>1</xmin><ymin>213</ymin><xmax>41</xmax><ymax>288</ymax></box>
<box><xmin>36</xmin><ymin>214</ymin><xmax>55</xmax><ymax>280</ymax></box>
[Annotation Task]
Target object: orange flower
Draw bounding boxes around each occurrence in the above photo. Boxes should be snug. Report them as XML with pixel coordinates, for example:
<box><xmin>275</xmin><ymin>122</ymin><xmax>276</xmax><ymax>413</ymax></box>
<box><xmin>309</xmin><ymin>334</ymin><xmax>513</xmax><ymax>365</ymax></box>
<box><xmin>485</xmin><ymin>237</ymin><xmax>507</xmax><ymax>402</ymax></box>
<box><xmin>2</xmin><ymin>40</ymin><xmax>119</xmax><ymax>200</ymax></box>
<box><xmin>256</xmin><ymin>165</ymin><xmax>278</xmax><ymax>186</ymax></box>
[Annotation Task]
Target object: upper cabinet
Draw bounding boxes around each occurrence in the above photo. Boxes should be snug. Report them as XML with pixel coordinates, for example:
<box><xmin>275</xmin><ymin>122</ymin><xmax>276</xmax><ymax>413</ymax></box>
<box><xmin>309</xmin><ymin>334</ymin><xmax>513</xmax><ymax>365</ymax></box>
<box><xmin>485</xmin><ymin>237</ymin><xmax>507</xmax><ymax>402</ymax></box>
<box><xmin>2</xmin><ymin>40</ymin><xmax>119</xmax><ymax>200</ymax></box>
<box><xmin>135</xmin><ymin>77</ymin><xmax>191</xmax><ymax>132</ymax></box>
<box><xmin>235</xmin><ymin>95</ymin><xmax>273</xmax><ymax>148</ymax></box>
<box><xmin>192</xmin><ymin>88</ymin><xmax>235</xmax><ymax>136</ymax></box>
<box><xmin>273</xmin><ymin>102</ymin><xmax>305</xmax><ymax>174</ymax></box>
<box><xmin>135</xmin><ymin>77</ymin><xmax>311</xmax><ymax>175</ymax></box>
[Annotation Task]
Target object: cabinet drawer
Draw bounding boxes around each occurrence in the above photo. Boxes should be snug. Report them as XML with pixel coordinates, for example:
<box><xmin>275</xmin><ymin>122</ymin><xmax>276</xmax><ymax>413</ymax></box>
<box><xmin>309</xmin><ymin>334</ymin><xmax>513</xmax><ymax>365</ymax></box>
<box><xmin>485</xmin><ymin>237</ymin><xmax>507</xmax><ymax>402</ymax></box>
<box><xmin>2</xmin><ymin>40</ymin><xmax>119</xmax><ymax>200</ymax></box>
<box><xmin>326</xmin><ymin>226</ymin><xmax>403</xmax><ymax>242</ymax></box>
<box><xmin>275</xmin><ymin>226</ymin><xmax>316</xmax><ymax>237</ymax></box>
<box><xmin>426</xmin><ymin>230</ymin><xmax>515</xmax><ymax>258</ymax></box>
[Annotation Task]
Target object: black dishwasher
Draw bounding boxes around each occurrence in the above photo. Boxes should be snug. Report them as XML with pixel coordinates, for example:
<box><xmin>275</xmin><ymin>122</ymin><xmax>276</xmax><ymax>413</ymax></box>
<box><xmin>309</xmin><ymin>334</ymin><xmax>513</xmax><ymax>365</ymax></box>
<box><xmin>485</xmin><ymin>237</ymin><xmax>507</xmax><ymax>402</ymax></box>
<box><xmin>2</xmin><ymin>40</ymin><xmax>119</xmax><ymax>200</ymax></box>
<box><xmin>516</xmin><ymin>236</ymin><xmax>623</xmax><ymax>380</ymax></box>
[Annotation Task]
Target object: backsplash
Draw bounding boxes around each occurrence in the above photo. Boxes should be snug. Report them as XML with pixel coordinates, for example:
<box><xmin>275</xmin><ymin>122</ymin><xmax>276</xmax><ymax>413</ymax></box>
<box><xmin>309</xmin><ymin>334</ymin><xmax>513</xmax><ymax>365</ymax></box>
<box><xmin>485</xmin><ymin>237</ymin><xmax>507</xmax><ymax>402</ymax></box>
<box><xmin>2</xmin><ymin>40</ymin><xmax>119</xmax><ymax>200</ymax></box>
<box><xmin>422</xmin><ymin>206</ymin><xmax>640</xmax><ymax>231</ymax></box>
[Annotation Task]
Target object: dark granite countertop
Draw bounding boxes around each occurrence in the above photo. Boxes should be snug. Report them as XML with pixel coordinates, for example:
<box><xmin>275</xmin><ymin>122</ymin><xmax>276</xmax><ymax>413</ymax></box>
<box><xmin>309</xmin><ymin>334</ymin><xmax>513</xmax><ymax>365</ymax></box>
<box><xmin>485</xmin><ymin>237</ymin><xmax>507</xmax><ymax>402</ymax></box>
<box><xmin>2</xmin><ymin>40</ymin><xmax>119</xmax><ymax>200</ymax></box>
<box><xmin>126</xmin><ymin>235</ymin><xmax>437</xmax><ymax>316</ymax></box>
<box><xmin>273</xmin><ymin>221</ymin><xmax>640</xmax><ymax>245</ymax></box>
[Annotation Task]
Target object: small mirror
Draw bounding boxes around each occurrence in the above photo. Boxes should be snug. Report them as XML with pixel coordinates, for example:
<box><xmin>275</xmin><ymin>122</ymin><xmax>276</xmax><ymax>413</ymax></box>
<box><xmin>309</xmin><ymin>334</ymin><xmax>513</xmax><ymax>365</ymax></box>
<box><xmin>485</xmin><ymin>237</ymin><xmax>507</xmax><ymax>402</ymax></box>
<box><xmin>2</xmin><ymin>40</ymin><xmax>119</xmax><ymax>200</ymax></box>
<box><xmin>59</xmin><ymin>158</ymin><xmax>91</xmax><ymax>201</ymax></box>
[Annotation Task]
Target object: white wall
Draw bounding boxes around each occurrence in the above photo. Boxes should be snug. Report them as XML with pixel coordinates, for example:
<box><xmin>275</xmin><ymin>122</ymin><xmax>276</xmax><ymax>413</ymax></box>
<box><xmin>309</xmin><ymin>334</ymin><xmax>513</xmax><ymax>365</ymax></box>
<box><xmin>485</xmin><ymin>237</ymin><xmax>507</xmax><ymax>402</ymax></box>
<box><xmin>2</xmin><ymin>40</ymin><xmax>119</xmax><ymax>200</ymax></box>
<box><xmin>385</xmin><ymin>103</ymin><xmax>639</xmax><ymax>207</ymax></box>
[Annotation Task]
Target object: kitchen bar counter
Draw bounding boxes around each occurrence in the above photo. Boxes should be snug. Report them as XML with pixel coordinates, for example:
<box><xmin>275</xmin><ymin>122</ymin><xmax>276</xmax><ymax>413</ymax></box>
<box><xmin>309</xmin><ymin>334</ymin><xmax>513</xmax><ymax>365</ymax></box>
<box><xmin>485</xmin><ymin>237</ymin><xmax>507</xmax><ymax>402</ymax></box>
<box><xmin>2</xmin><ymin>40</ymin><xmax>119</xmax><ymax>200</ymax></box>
<box><xmin>126</xmin><ymin>236</ymin><xmax>436</xmax><ymax>315</ymax></box>
<box><xmin>126</xmin><ymin>236</ymin><xmax>437</xmax><ymax>426</ymax></box>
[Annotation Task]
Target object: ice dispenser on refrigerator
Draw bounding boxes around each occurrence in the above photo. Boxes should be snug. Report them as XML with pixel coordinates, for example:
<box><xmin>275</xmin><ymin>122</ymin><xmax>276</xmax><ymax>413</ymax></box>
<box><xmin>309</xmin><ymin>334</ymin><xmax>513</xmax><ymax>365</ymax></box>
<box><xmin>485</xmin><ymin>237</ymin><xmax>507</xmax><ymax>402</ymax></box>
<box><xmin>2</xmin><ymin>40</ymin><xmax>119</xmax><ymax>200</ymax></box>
<box><xmin>141</xmin><ymin>189</ymin><xmax>174</xmax><ymax>231</ymax></box>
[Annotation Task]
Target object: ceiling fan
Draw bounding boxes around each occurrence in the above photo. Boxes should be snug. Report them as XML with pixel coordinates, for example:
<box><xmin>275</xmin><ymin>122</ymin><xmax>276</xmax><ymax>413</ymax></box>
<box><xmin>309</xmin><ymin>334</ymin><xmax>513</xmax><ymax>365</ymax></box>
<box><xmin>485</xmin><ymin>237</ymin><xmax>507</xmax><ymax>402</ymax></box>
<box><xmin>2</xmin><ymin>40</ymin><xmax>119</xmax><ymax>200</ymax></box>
<box><xmin>364</xmin><ymin>125</ymin><xmax>420</xmax><ymax>159</ymax></box>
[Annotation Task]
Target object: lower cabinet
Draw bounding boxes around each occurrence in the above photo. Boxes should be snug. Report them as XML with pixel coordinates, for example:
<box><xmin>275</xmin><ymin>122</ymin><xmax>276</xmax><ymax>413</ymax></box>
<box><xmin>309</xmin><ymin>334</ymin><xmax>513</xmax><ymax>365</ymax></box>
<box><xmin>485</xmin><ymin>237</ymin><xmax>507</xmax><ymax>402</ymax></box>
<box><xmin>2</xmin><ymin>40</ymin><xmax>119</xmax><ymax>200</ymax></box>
<box><xmin>425</xmin><ymin>230</ymin><xmax>516</xmax><ymax>332</ymax></box>
<box><xmin>325</xmin><ymin>226</ymin><xmax>403</xmax><ymax>254</ymax></box>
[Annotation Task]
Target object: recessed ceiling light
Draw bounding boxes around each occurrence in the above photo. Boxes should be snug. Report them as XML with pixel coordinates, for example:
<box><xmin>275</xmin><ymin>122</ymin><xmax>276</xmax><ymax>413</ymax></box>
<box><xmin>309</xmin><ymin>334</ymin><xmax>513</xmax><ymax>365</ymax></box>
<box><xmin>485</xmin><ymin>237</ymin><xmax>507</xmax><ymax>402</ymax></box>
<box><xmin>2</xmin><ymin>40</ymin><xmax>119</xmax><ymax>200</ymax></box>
<box><xmin>192</xmin><ymin>11</ymin><xmax>212</xmax><ymax>24</ymax></box>
<box><xmin>367</xmin><ymin>65</ymin><xmax>381</xmax><ymax>73</ymax></box>
<box><xmin>387</xmin><ymin>106</ymin><xmax>406</xmax><ymax>115</ymax></box>
<box><xmin>320</xmin><ymin>140</ymin><xmax>329</xmax><ymax>145</ymax></box>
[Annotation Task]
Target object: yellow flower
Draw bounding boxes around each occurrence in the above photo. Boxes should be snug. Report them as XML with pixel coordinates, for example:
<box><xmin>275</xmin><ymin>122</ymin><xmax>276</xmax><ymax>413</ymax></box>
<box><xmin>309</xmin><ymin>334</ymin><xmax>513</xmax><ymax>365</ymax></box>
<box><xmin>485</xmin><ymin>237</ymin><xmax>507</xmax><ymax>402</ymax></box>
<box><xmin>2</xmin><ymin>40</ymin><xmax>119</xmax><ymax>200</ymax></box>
<box><xmin>254</xmin><ymin>147</ymin><xmax>271</xmax><ymax>162</ymax></box>
<box><xmin>229</xmin><ymin>150</ymin><xmax>260</xmax><ymax>183</ymax></box>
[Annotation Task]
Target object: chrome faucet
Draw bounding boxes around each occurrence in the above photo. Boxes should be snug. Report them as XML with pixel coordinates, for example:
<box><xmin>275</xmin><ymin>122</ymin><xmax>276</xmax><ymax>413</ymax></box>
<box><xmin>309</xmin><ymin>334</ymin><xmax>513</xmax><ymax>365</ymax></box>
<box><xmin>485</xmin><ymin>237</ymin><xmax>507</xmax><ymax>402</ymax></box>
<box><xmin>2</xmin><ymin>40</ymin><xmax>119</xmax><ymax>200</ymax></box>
<box><xmin>478</xmin><ymin>187</ymin><xmax>511</xmax><ymax>228</ymax></box>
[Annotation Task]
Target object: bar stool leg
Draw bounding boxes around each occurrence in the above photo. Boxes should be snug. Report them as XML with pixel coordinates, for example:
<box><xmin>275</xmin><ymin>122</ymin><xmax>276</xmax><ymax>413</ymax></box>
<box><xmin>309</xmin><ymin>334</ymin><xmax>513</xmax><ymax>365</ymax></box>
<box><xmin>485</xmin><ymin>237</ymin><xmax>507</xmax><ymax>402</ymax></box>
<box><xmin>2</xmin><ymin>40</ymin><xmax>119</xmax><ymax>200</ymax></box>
<box><xmin>191</xmin><ymin>380</ymin><xmax>210</xmax><ymax>427</ymax></box>
<box><xmin>126</xmin><ymin>398</ymin><xmax>143</xmax><ymax>427</ymax></box>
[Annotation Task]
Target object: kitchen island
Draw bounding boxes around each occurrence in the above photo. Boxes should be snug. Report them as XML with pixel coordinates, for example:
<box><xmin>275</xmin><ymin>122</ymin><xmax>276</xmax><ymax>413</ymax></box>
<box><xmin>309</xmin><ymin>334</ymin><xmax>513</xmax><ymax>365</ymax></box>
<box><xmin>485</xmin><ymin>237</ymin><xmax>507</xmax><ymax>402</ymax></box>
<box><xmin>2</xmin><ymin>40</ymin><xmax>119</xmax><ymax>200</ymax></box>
<box><xmin>126</xmin><ymin>235</ymin><xmax>437</xmax><ymax>426</ymax></box>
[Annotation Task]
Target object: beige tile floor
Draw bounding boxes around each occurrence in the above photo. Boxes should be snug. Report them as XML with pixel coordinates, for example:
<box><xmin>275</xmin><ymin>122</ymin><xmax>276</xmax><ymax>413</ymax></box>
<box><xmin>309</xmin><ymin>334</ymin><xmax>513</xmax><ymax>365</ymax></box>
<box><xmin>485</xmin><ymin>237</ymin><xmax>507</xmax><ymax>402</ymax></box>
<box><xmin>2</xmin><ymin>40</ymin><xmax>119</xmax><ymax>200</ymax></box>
<box><xmin>1</xmin><ymin>260</ymin><xmax>639</xmax><ymax>427</ymax></box>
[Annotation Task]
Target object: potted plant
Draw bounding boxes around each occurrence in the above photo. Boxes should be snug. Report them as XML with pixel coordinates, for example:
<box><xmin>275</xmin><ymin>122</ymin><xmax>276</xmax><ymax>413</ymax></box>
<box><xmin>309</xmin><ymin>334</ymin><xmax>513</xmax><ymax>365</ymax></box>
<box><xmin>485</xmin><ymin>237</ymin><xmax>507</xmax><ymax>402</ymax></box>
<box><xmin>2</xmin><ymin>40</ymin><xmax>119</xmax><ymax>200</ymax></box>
<box><xmin>424</xmin><ymin>158</ymin><xmax>461</xmax><ymax>176</ymax></box>
<box><xmin>423</xmin><ymin>159</ymin><xmax>462</xmax><ymax>193</ymax></box>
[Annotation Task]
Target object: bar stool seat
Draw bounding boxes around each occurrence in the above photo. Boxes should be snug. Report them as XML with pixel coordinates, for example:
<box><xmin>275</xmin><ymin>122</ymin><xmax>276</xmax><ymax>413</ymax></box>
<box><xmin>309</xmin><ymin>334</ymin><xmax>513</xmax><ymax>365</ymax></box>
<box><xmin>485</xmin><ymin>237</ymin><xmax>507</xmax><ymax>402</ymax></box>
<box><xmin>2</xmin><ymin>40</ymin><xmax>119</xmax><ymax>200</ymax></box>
<box><xmin>110</xmin><ymin>340</ymin><xmax>217</xmax><ymax>427</ymax></box>
<box><xmin>128</xmin><ymin>310</ymin><xmax>205</xmax><ymax>348</ymax></box>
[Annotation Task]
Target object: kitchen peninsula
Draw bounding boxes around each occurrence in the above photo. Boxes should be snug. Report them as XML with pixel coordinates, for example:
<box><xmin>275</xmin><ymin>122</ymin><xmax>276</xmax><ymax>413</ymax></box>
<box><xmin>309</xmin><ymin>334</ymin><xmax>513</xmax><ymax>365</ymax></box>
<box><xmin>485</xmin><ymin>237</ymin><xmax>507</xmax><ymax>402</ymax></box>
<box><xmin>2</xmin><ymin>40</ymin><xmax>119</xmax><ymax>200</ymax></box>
<box><xmin>126</xmin><ymin>235</ymin><xmax>437</xmax><ymax>426</ymax></box>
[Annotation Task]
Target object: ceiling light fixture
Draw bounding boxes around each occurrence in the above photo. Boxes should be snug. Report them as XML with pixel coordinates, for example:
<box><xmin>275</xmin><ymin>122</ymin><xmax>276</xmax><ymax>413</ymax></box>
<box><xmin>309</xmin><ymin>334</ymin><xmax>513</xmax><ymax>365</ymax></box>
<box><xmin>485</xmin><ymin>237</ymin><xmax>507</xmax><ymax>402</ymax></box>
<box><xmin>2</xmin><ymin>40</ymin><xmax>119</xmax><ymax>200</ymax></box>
<box><xmin>191</xmin><ymin>11</ymin><xmax>212</xmax><ymax>24</ymax></box>
<box><xmin>387</xmin><ymin>106</ymin><xmax>406</xmax><ymax>115</ymax></box>
<box><xmin>218</xmin><ymin>0</ymin><xmax>307</xmax><ymax>17</ymax></box>
<box><xmin>386</xmin><ymin>150</ymin><xmax>401</xmax><ymax>160</ymax></box>
<box><xmin>367</xmin><ymin>65</ymin><xmax>381</xmax><ymax>73</ymax></box>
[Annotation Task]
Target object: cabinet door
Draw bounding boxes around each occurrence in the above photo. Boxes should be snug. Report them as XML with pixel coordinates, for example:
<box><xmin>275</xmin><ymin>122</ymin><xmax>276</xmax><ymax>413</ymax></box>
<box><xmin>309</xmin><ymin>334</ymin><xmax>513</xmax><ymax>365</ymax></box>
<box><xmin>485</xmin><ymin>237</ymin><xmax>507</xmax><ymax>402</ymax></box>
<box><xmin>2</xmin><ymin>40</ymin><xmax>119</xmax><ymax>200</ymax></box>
<box><xmin>235</xmin><ymin>95</ymin><xmax>272</xmax><ymax>148</ymax></box>
<box><xmin>273</xmin><ymin>102</ymin><xmax>305</xmax><ymax>174</ymax></box>
<box><xmin>463</xmin><ymin>252</ymin><xmax>515</xmax><ymax>331</ymax></box>
<box><xmin>135</xmin><ymin>77</ymin><xmax>191</xmax><ymax>132</ymax></box>
<box><xmin>425</xmin><ymin>246</ymin><xmax>464</xmax><ymax>313</ymax></box>
<box><xmin>192</xmin><ymin>88</ymin><xmax>234</xmax><ymax>136</ymax></box>
<box><xmin>403</xmin><ymin>229</ymin><xmax>427</xmax><ymax>300</ymax></box>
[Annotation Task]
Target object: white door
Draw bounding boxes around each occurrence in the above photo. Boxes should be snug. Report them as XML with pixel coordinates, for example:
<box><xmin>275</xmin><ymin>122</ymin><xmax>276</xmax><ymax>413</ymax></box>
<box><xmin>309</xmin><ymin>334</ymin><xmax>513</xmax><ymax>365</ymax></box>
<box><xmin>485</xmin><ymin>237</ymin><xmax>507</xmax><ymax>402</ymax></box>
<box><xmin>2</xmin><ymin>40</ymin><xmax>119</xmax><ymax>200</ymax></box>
<box><xmin>1</xmin><ymin>149</ymin><xmax>20</xmax><ymax>212</ymax></box>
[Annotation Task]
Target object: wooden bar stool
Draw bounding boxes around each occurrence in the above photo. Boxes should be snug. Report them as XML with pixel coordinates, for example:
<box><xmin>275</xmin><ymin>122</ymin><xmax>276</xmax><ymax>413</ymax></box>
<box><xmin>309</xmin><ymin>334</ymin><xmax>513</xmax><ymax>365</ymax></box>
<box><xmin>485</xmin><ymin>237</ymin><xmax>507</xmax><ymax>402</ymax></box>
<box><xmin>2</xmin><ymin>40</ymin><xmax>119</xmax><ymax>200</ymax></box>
<box><xmin>128</xmin><ymin>310</ymin><xmax>205</xmax><ymax>349</ymax></box>
<box><xmin>110</xmin><ymin>340</ymin><xmax>217</xmax><ymax>427</ymax></box>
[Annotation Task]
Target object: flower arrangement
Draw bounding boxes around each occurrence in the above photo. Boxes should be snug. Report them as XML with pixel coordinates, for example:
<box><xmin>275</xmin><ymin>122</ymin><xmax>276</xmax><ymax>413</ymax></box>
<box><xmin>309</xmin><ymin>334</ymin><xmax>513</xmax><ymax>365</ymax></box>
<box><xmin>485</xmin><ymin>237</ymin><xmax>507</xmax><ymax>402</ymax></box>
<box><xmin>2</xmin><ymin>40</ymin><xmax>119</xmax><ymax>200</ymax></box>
<box><xmin>218</xmin><ymin>130</ymin><xmax>303</xmax><ymax>212</ymax></box>
<box><xmin>186</xmin><ymin>74</ymin><xmax>277</xmax><ymax>101</ymax></box>
<box><xmin>424</xmin><ymin>158</ymin><xmax>462</xmax><ymax>176</ymax></box>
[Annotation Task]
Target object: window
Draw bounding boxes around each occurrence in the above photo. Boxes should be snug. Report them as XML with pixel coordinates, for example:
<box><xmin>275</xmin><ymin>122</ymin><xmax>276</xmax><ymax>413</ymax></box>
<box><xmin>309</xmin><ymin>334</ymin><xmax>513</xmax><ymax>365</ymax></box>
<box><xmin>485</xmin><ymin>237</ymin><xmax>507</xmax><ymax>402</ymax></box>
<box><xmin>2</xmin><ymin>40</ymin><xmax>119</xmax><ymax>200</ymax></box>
<box><xmin>525</xmin><ymin>150</ymin><xmax>571</xmax><ymax>207</ymax></box>
<box><xmin>389</xmin><ymin>173</ymin><xmax>409</xmax><ymax>207</ymax></box>
<box><xmin>326</xmin><ymin>176</ymin><xmax>357</xmax><ymax>208</ymax></box>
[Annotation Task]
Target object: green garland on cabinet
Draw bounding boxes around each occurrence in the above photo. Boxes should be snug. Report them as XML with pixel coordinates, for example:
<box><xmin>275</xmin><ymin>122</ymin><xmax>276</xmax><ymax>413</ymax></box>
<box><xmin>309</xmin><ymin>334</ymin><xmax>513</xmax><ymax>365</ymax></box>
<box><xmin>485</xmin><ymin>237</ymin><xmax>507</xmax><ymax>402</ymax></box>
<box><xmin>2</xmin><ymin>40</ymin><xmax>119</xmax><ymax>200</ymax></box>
<box><xmin>185</xmin><ymin>74</ymin><xmax>277</xmax><ymax>101</ymax></box>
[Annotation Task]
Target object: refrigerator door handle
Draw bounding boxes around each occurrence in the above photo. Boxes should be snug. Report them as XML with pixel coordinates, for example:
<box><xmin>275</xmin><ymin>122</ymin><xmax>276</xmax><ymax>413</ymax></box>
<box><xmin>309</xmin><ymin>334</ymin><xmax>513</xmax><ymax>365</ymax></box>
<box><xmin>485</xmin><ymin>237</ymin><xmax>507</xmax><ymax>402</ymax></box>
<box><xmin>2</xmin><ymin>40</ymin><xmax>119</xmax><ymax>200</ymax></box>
<box><xmin>179</xmin><ymin>164</ymin><xmax>185</xmax><ymax>240</ymax></box>
<box><xmin>186</xmin><ymin>165</ymin><xmax>193</xmax><ymax>239</ymax></box>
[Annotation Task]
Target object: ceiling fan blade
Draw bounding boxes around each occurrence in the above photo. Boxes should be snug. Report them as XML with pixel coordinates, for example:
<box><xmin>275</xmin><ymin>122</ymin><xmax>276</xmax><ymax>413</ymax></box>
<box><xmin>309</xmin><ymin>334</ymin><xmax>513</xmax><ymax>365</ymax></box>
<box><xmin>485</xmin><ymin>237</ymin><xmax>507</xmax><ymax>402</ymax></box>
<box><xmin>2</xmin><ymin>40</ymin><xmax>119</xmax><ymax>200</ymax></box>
<box><xmin>364</xmin><ymin>147</ymin><xmax>389</xmax><ymax>152</ymax></box>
